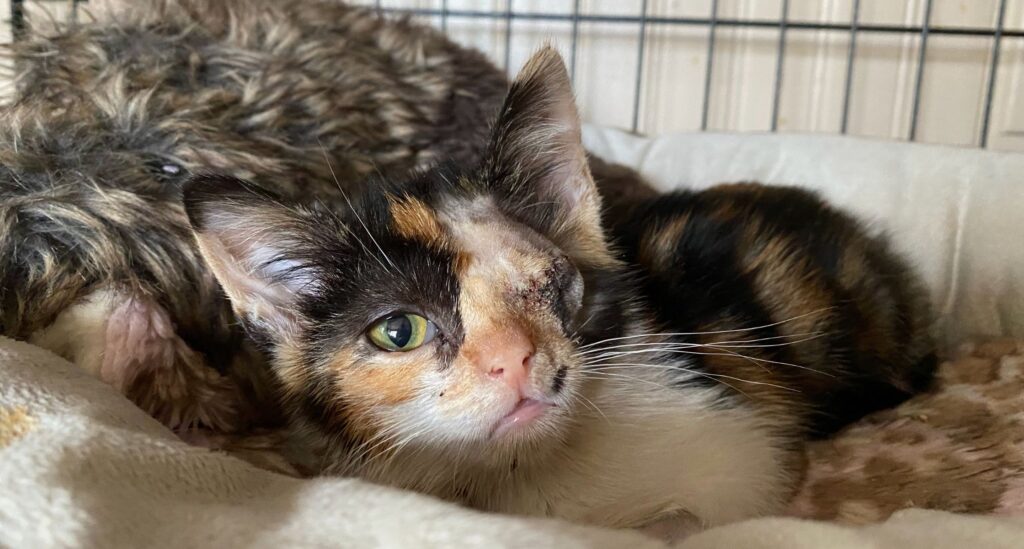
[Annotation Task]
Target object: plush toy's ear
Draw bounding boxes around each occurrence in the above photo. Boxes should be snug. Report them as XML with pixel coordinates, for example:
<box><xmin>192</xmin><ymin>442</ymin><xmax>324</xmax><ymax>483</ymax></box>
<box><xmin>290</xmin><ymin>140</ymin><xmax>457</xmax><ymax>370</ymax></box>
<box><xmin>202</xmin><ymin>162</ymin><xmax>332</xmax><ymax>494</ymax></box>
<box><xmin>485</xmin><ymin>46</ymin><xmax>607</xmax><ymax>263</ymax></box>
<box><xmin>183</xmin><ymin>175</ymin><xmax>326</xmax><ymax>343</ymax></box>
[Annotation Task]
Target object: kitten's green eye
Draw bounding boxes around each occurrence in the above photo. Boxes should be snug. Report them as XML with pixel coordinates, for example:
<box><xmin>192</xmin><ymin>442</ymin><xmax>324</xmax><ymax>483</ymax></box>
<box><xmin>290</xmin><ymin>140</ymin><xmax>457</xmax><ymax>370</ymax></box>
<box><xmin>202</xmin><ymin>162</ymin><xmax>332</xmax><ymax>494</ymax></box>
<box><xmin>368</xmin><ymin>313</ymin><xmax>437</xmax><ymax>352</ymax></box>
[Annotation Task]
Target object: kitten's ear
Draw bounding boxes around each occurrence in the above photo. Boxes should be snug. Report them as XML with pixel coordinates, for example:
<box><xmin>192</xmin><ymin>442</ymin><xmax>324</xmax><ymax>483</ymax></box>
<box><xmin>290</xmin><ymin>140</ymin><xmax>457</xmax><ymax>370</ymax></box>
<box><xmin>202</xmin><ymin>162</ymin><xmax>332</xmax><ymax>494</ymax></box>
<box><xmin>183</xmin><ymin>175</ymin><xmax>324</xmax><ymax>343</ymax></box>
<box><xmin>486</xmin><ymin>46</ymin><xmax>608</xmax><ymax>264</ymax></box>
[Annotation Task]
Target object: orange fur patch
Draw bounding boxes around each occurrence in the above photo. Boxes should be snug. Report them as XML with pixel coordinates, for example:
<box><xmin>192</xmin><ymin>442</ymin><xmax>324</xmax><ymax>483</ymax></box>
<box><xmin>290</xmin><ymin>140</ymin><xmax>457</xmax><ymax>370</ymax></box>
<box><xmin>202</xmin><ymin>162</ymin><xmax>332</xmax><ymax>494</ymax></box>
<box><xmin>390</xmin><ymin>196</ymin><xmax>448</xmax><ymax>249</ymax></box>
<box><xmin>329</xmin><ymin>348</ymin><xmax>419</xmax><ymax>407</ymax></box>
<box><xmin>0</xmin><ymin>406</ymin><xmax>34</xmax><ymax>448</ymax></box>
<box><xmin>639</xmin><ymin>213</ymin><xmax>689</xmax><ymax>270</ymax></box>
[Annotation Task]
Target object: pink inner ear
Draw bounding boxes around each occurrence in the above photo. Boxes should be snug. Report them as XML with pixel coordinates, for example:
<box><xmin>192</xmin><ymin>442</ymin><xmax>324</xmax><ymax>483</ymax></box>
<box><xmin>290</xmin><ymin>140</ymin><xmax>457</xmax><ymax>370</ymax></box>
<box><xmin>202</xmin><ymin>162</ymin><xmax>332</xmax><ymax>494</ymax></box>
<box><xmin>194</xmin><ymin>210</ymin><xmax>316</xmax><ymax>337</ymax></box>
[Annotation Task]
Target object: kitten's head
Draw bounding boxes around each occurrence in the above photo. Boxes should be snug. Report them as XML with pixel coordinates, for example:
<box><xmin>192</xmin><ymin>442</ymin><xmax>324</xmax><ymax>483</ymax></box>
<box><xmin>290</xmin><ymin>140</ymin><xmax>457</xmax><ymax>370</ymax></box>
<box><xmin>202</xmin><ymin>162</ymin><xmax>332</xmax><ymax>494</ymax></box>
<box><xmin>184</xmin><ymin>48</ymin><xmax>620</xmax><ymax>465</ymax></box>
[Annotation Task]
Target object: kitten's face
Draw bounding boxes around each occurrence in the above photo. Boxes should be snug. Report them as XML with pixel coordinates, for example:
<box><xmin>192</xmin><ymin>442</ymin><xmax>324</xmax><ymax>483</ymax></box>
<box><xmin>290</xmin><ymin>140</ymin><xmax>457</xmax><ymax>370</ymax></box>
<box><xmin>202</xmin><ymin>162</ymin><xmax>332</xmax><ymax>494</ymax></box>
<box><xmin>185</xmin><ymin>48</ymin><xmax>616</xmax><ymax>462</ymax></box>
<box><xmin>324</xmin><ymin>193</ymin><xmax>588</xmax><ymax>449</ymax></box>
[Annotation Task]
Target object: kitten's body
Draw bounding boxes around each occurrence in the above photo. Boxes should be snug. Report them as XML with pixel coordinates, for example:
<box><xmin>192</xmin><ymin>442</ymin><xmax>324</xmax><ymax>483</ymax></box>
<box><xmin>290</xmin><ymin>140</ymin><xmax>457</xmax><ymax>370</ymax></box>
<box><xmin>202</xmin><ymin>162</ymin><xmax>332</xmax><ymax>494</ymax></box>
<box><xmin>279</xmin><ymin>164</ymin><xmax>934</xmax><ymax>529</ymax></box>
<box><xmin>2</xmin><ymin>0</ymin><xmax>935</xmax><ymax>532</ymax></box>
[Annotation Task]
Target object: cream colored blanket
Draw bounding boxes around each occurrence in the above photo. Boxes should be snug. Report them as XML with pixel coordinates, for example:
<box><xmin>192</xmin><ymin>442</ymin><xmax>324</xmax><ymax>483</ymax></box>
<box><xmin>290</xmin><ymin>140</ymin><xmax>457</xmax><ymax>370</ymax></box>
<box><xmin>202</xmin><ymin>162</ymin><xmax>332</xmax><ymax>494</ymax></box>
<box><xmin>3</xmin><ymin>338</ymin><xmax>1024</xmax><ymax>548</ymax></box>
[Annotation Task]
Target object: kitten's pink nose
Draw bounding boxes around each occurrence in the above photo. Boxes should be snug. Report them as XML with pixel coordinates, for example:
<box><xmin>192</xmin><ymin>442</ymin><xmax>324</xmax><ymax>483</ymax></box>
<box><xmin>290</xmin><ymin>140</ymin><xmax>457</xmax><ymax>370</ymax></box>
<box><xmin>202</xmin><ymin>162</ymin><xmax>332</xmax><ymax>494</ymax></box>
<box><xmin>475</xmin><ymin>325</ymin><xmax>535</xmax><ymax>393</ymax></box>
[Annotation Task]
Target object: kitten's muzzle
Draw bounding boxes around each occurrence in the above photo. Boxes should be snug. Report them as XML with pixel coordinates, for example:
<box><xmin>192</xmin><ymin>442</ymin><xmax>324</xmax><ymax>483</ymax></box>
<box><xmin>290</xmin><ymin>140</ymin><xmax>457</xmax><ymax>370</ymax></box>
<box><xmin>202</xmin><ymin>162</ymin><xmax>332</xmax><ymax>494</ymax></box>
<box><xmin>471</xmin><ymin>323</ymin><xmax>535</xmax><ymax>396</ymax></box>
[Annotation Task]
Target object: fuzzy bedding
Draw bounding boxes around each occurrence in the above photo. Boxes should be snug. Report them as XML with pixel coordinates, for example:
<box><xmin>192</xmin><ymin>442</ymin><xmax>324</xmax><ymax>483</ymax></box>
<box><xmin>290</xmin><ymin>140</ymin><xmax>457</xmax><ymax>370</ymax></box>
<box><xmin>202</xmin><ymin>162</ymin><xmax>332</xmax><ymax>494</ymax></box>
<box><xmin>4</xmin><ymin>334</ymin><xmax>1024</xmax><ymax>548</ymax></box>
<box><xmin>790</xmin><ymin>339</ymin><xmax>1024</xmax><ymax>522</ymax></box>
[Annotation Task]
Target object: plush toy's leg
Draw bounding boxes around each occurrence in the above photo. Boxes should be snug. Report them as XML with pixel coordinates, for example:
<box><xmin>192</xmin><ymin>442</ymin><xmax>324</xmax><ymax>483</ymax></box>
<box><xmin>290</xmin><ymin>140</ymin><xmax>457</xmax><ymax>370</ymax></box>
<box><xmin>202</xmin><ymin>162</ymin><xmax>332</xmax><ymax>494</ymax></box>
<box><xmin>29</xmin><ymin>288</ymin><xmax>242</xmax><ymax>432</ymax></box>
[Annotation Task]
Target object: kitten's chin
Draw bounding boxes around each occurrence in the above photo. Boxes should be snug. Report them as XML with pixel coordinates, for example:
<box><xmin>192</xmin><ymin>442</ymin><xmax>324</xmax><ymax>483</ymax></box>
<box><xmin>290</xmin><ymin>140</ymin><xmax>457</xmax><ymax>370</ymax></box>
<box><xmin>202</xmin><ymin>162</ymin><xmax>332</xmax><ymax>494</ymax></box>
<box><xmin>490</xmin><ymin>398</ymin><xmax>555</xmax><ymax>439</ymax></box>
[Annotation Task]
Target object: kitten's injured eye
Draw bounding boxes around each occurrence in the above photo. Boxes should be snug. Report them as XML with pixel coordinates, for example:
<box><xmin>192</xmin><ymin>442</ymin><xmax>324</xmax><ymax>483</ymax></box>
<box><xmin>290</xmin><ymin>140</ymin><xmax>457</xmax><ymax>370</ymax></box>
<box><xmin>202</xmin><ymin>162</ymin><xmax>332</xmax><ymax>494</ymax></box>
<box><xmin>368</xmin><ymin>313</ymin><xmax>438</xmax><ymax>352</ymax></box>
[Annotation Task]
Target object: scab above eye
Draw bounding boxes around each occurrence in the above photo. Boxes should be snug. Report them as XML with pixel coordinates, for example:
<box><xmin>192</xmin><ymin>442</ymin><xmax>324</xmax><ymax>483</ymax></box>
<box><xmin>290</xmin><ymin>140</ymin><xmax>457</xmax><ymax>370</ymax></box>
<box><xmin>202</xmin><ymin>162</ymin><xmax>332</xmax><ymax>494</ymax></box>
<box><xmin>367</xmin><ymin>313</ymin><xmax>438</xmax><ymax>352</ymax></box>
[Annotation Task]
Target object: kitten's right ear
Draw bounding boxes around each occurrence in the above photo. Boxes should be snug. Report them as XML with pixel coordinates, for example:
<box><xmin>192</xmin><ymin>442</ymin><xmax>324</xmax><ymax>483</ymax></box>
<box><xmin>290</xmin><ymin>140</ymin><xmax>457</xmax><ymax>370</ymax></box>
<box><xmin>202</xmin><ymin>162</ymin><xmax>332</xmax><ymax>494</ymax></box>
<box><xmin>183</xmin><ymin>175</ymin><xmax>325</xmax><ymax>343</ymax></box>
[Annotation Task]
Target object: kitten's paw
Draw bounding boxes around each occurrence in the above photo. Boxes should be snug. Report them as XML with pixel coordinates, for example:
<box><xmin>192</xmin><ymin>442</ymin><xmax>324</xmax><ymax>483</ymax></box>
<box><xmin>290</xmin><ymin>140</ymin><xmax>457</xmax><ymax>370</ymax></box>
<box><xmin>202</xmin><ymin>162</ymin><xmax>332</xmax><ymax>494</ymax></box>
<box><xmin>30</xmin><ymin>288</ymin><xmax>243</xmax><ymax>432</ymax></box>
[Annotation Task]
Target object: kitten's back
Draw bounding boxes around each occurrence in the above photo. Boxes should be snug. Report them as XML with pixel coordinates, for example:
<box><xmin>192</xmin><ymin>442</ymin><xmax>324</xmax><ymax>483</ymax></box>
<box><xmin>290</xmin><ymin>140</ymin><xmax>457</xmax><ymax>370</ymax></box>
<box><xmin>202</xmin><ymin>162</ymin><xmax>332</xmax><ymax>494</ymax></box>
<box><xmin>595</xmin><ymin>166</ymin><xmax>936</xmax><ymax>436</ymax></box>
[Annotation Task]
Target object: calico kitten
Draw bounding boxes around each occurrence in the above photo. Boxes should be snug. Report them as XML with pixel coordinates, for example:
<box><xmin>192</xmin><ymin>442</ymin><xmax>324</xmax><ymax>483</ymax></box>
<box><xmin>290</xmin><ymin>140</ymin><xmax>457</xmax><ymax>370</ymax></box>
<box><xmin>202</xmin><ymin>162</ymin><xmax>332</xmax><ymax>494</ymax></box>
<box><xmin>182</xmin><ymin>48</ymin><xmax>935</xmax><ymax>529</ymax></box>
<box><xmin>0</xmin><ymin>0</ymin><xmax>507</xmax><ymax>430</ymax></box>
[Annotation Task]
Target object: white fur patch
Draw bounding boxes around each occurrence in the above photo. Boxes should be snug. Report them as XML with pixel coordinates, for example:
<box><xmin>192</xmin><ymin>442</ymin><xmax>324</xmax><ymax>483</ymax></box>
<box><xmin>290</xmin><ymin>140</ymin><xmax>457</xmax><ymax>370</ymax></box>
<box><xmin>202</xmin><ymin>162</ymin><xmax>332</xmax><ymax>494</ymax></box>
<box><xmin>29</xmin><ymin>289</ymin><xmax>119</xmax><ymax>380</ymax></box>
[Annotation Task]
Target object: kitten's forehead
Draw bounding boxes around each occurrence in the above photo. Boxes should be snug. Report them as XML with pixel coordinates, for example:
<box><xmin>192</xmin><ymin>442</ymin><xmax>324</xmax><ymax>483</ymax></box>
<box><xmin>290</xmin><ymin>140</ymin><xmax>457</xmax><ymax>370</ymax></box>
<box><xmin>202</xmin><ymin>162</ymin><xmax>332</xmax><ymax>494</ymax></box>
<box><xmin>437</xmin><ymin>195</ymin><xmax>557</xmax><ymax>272</ymax></box>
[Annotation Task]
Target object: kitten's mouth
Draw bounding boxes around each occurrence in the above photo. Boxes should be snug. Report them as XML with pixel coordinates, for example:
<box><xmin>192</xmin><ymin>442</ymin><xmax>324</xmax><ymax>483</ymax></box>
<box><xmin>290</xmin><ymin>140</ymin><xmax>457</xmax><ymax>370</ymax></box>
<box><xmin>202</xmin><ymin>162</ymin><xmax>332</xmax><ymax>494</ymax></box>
<box><xmin>491</xmin><ymin>398</ymin><xmax>554</xmax><ymax>439</ymax></box>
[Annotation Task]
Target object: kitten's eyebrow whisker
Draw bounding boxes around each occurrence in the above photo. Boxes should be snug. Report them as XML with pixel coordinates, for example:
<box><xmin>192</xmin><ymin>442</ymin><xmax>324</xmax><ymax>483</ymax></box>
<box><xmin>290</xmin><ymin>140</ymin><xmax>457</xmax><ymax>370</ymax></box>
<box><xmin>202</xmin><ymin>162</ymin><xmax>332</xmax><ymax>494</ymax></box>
<box><xmin>317</xmin><ymin>139</ymin><xmax>398</xmax><ymax>274</ymax></box>
<box><xmin>577</xmin><ymin>307</ymin><xmax>835</xmax><ymax>350</ymax></box>
<box><xmin>315</xmin><ymin>197</ymin><xmax>382</xmax><ymax>266</ymax></box>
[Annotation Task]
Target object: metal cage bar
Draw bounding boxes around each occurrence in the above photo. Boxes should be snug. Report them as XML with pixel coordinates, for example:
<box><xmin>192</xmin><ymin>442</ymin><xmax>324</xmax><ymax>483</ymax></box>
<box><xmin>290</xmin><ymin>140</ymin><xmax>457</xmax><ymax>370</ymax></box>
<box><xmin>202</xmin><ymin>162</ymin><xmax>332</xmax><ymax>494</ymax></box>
<box><xmin>631</xmin><ymin>0</ymin><xmax>649</xmax><ymax>133</ymax></box>
<box><xmin>908</xmin><ymin>0</ymin><xmax>934</xmax><ymax>142</ymax></box>
<box><xmin>372</xmin><ymin>8</ymin><xmax>1024</xmax><ymax>39</ymax></box>
<box><xmin>701</xmin><ymin>0</ymin><xmax>719</xmax><ymax>131</ymax></box>
<box><xmin>569</xmin><ymin>0</ymin><xmax>581</xmax><ymax>85</ymax></box>
<box><xmin>980</xmin><ymin>0</ymin><xmax>1008</xmax><ymax>148</ymax></box>
<box><xmin>503</xmin><ymin>0</ymin><xmax>513</xmax><ymax>71</ymax></box>
<box><xmin>770</xmin><ymin>0</ymin><xmax>789</xmax><ymax>132</ymax></box>
<box><xmin>840</xmin><ymin>0</ymin><xmax>861</xmax><ymax>135</ymax></box>
<box><xmin>503</xmin><ymin>0</ymin><xmax>516</xmax><ymax>70</ymax></box>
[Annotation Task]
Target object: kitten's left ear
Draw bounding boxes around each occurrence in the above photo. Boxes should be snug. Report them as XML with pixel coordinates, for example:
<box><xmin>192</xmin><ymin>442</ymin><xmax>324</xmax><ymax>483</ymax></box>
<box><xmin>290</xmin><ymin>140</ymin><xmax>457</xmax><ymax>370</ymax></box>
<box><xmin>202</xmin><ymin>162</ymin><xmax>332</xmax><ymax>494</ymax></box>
<box><xmin>486</xmin><ymin>47</ymin><xmax>610</xmax><ymax>265</ymax></box>
<box><xmin>183</xmin><ymin>175</ymin><xmax>329</xmax><ymax>345</ymax></box>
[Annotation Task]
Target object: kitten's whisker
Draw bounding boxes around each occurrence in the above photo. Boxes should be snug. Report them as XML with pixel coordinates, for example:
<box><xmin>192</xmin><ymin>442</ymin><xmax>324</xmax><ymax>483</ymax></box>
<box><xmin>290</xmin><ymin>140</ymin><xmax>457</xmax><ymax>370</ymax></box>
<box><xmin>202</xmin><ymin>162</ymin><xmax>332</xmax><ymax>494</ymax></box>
<box><xmin>577</xmin><ymin>368</ymin><xmax>752</xmax><ymax>398</ymax></box>
<box><xmin>580</xmin><ymin>346</ymin><xmax>701</xmax><ymax>363</ymax></box>
<box><xmin>584</xmin><ymin>362</ymin><xmax>798</xmax><ymax>393</ymax></box>
<box><xmin>347</xmin><ymin>424</ymin><xmax>401</xmax><ymax>467</ymax></box>
<box><xmin>580</xmin><ymin>332</ymin><xmax>830</xmax><ymax>374</ymax></box>
<box><xmin>569</xmin><ymin>312</ymin><xmax>599</xmax><ymax>344</ymax></box>
<box><xmin>585</xmin><ymin>346</ymin><xmax>833</xmax><ymax>377</ymax></box>
<box><xmin>575</xmin><ymin>331</ymin><xmax>825</xmax><ymax>356</ymax></box>
<box><xmin>362</xmin><ymin>431</ymin><xmax>414</xmax><ymax>471</ymax></box>
<box><xmin>574</xmin><ymin>392</ymin><xmax>608</xmax><ymax>423</ymax></box>
<box><xmin>700</xmin><ymin>332</ymin><xmax>829</xmax><ymax>350</ymax></box>
<box><xmin>677</xmin><ymin>347</ymin><xmax>833</xmax><ymax>377</ymax></box>
<box><xmin>577</xmin><ymin>307</ymin><xmax>835</xmax><ymax>350</ymax></box>
<box><xmin>574</xmin><ymin>370</ymin><xmax>673</xmax><ymax>390</ymax></box>
<box><xmin>317</xmin><ymin>139</ymin><xmax>398</xmax><ymax>273</ymax></box>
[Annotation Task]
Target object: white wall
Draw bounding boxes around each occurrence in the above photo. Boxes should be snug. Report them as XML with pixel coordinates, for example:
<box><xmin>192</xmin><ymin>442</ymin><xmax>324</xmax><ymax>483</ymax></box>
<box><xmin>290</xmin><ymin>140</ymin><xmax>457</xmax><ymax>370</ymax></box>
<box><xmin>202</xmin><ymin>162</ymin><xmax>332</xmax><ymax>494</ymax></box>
<box><xmin>380</xmin><ymin>0</ymin><xmax>1024</xmax><ymax>152</ymax></box>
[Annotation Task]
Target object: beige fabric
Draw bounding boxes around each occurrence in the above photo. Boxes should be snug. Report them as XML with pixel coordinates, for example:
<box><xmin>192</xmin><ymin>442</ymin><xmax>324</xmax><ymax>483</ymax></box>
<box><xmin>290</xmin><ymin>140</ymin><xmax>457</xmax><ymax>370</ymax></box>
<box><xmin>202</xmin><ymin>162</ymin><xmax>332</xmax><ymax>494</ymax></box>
<box><xmin>0</xmin><ymin>336</ymin><xmax>660</xmax><ymax>549</ymax></box>
<box><xmin>680</xmin><ymin>510</ymin><xmax>1024</xmax><ymax>549</ymax></box>
<box><xmin>4</xmin><ymin>335</ymin><xmax>1024</xmax><ymax>548</ymax></box>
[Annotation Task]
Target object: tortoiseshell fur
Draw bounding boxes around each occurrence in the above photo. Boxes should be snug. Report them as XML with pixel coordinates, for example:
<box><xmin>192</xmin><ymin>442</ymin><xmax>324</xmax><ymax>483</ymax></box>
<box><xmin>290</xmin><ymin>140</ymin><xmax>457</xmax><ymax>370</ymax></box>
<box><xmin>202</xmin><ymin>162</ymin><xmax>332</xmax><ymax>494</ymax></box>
<box><xmin>594</xmin><ymin>158</ymin><xmax>937</xmax><ymax>436</ymax></box>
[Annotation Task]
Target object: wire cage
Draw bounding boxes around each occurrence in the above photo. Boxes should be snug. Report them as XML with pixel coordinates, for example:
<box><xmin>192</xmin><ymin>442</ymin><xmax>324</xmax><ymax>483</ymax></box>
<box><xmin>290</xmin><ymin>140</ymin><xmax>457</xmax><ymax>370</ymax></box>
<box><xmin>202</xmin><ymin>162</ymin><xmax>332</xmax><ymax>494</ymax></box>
<box><xmin>8</xmin><ymin>0</ymin><xmax>1024</xmax><ymax>151</ymax></box>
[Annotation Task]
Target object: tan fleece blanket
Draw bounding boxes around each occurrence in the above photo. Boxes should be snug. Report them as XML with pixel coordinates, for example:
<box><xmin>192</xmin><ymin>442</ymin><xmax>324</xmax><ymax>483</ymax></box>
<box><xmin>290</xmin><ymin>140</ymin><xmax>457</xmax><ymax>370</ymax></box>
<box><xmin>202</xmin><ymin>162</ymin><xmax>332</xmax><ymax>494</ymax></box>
<box><xmin>3</xmin><ymin>335</ymin><xmax>1024</xmax><ymax>548</ymax></box>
